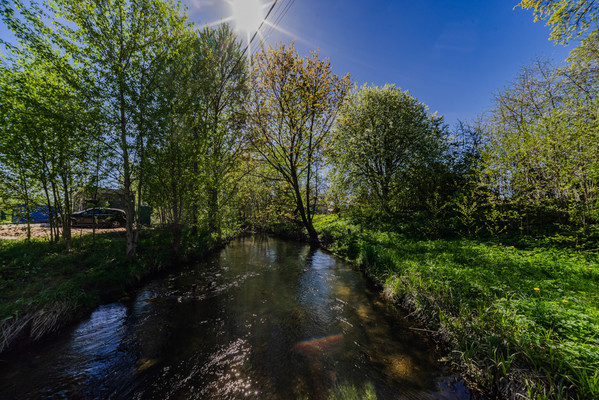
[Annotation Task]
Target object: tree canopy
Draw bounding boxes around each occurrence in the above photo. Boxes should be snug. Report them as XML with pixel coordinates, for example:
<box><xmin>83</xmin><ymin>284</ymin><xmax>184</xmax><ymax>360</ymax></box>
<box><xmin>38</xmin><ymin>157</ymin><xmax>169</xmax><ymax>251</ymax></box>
<box><xmin>518</xmin><ymin>0</ymin><xmax>599</xmax><ymax>44</ymax></box>
<box><xmin>247</xmin><ymin>42</ymin><xmax>351</xmax><ymax>243</ymax></box>
<box><xmin>331</xmin><ymin>84</ymin><xmax>448</xmax><ymax>219</ymax></box>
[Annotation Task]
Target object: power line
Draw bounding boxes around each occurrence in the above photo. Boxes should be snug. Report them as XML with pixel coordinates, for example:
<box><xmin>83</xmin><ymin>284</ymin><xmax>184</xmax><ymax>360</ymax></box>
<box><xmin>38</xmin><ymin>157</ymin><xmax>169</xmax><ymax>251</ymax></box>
<box><xmin>200</xmin><ymin>0</ymin><xmax>279</xmax><ymax>117</ymax></box>
<box><xmin>261</xmin><ymin>0</ymin><xmax>294</xmax><ymax>46</ymax></box>
<box><xmin>261</xmin><ymin>0</ymin><xmax>286</xmax><ymax>39</ymax></box>
<box><xmin>272</xmin><ymin>0</ymin><xmax>294</xmax><ymax>32</ymax></box>
<box><xmin>227</xmin><ymin>0</ymin><xmax>280</xmax><ymax>79</ymax></box>
<box><xmin>206</xmin><ymin>0</ymin><xmax>281</xmax><ymax>112</ymax></box>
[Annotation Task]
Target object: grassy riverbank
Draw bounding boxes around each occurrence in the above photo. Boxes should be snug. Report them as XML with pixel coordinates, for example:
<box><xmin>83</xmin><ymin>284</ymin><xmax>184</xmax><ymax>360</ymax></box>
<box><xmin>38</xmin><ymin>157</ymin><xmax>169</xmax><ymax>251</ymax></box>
<box><xmin>314</xmin><ymin>215</ymin><xmax>599</xmax><ymax>399</ymax></box>
<box><xmin>0</xmin><ymin>229</ymin><xmax>219</xmax><ymax>354</ymax></box>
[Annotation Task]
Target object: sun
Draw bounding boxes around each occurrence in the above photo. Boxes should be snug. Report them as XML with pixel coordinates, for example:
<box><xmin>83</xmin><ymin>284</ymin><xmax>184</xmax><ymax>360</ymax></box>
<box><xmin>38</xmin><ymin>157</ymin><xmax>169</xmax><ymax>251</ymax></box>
<box><xmin>228</xmin><ymin>0</ymin><xmax>266</xmax><ymax>34</ymax></box>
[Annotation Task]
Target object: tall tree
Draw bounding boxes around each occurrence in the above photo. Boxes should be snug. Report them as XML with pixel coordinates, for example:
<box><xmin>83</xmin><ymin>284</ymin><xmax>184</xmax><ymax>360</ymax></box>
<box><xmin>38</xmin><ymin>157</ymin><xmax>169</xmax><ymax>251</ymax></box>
<box><xmin>47</xmin><ymin>0</ymin><xmax>188</xmax><ymax>257</ymax></box>
<box><xmin>331</xmin><ymin>84</ymin><xmax>447</xmax><ymax>219</ymax></box>
<box><xmin>247</xmin><ymin>43</ymin><xmax>351</xmax><ymax>244</ymax></box>
<box><xmin>143</xmin><ymin>30</ymin><xmax>196</xmax><ymax>251</ymax></box>
<box><xmin>143</xmin><ymin>24</ymin><xmax>248</xmax><ymax>246</ymax></box>
<box><xmin>192</xmin><ymin>25</ymin><xmax>248</xmax><ymax>237</ymax></box>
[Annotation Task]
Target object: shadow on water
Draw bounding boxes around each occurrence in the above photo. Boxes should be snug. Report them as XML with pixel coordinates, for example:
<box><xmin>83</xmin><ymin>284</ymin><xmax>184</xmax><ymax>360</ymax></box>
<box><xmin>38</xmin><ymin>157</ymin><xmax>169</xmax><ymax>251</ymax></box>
<box><xmin>0</xmin><ymin>235</ymin><xmax>471</xmax><ymax>399</ymax></box>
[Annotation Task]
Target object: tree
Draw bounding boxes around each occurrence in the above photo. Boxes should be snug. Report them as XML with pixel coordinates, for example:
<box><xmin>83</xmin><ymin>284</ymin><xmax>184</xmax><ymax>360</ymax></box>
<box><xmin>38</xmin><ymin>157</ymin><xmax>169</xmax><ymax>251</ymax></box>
<box><xmin>518</xmin><ymin>0</ymin><xmax>599</xmax><ymax>44</ymax></box>
<box><xmin>190</xmin><ymin>25</ymin><xmax>248</xmax><ymax>237</ymax></box>
<box><xmin>142</xmin><ymin>33</ymin><xmax>195</xmax><ymax>251</ymax></box>
<box><xmin>0</xmin><ymin>53</ymin><xmax>95</xmax><ymax>248</ymax></box>
<box><xmin>2</xmin><ymin>0</ymin><xmax>189</xmax><ymax>255</ymax></box>
<box><xmin>48</xmin><ymin>0</ymin><xmax>188</xmax><ymax>257</ymax></box>
<box><xmin>247</xmin><ymin>42</ymin><xmax>351</xmax><ymax>244</ymax></box>
<box><xmin>331</xmin><ymin>84</ymin><xmax>447</xmax><ymax>219</ymax></box>
<box><xmin>483</xmin><ymin>55</ymin><xmax>599</xmax><ymax>236</ymax></box>
<box><xmin>142</xmin><ymin>24</ymin><xmax>248</xmax><ymax>247</ymax></box>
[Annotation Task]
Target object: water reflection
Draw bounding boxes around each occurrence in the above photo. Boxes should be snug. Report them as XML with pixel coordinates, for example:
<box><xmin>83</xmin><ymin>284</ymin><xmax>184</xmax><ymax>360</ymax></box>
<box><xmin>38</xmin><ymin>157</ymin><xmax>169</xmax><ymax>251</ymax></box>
<box><xmin>0</xmin><ymin>235</ymin><xmax>470</xmax><ymax>399</ymax></box>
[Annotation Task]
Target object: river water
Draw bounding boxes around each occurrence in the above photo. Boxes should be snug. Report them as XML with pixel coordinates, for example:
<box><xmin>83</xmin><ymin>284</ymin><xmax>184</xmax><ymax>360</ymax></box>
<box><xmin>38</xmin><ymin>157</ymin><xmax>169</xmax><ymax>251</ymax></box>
<box><xmin>0</xmin><ymin>235</ymin><xmax>470</xmax><ymax>399</ymax></box>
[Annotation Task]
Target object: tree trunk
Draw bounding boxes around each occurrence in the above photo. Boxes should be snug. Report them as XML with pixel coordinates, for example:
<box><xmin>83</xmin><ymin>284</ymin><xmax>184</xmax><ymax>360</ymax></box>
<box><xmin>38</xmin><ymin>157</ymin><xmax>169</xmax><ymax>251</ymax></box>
<box><xmin>118</xmin><ymin>4</ymin><xmax>136</xmax><ymax>259</ymax></box>
<box><xmin>171</xmin><ymin>185</ymin><xmax>182</xmax><ymax>255</ymax></box>
<box><xmin>291</xmin><ymin>170</ymin><xmax>319</xmax><ymax>244</ymax></box>
<box><xmin>41</xmin><ymin>179</ymin><xmax>56</xmax><ymax>242</ymax></box>
<box><xmin>21</xmin><ymin>171</ymin><xmax>31</xmax><ymax>241</ymax></box>
<box><xmin>60</xmin><ymin>173</ymin><xmax>71</xmax><ymax>251</ymax></box>
<box><xmin>120</xmin><ymin>77</ymin><xmax>136</xmax><ymax>258</ymax></box>
<box><xmin>122</xmin><ymin>123</ymin><xmax>136</xmax><ymax>258</ymax></box>
<box><xmin>207</xmin><ymin>187</ymin><xmax>220</xmax><ymax>237</ymax></box>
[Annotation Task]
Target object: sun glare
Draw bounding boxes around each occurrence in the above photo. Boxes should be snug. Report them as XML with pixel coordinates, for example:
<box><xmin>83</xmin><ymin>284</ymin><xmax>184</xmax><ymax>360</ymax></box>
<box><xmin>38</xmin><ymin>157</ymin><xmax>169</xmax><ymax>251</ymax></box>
<box><xmin>229</xmin><ymin>0</ymin><xmax>265</xmax><ymax>34</ymax></box>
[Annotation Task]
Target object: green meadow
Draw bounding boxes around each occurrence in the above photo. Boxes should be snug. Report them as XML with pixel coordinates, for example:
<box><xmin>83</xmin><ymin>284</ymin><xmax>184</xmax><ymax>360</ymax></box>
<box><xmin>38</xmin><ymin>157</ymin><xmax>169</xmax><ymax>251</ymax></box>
<box><xmin>315</xmin><ymin>215</ymin><xmax>599</xmax><ymax>399</ymax></box>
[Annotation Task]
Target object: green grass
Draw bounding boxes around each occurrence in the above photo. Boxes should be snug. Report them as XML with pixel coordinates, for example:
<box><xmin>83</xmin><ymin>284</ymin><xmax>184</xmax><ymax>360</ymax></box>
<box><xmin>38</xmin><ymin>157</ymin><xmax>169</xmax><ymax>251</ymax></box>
<box><xmin>327</xmin><ymin>382</ymin><xmax>377</xmax><ymax>400</ymax></box>
<box><xmin>296</xmin><ymin>381</ymin><xmax>377</xmax><ymax>400</ymax></box>
<box><xmin>0</xmin><ymin>228</ymin><xmax>219</xmax><ymax>351</ymax></box>
<box><xmin>314</xmin><ymin>214</ymin><xmax>599</xmax><ymax>399</ymax></box>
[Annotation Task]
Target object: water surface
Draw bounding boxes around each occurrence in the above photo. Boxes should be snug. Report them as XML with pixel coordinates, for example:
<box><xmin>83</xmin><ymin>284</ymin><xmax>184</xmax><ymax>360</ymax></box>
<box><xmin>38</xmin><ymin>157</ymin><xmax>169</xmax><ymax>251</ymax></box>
<box><xmin>0</xmin><ymin>235</ymin><xmax>470</xmax><ymax>399</ymax></box>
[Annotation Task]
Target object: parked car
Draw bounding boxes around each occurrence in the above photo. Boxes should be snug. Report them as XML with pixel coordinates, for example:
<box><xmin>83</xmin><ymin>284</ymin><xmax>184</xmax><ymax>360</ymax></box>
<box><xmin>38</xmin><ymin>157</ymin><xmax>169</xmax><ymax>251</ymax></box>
<box><xmin>71</xmin><ymin>208</ymin><xmax>126</xmax><ymax>228</ymax></box>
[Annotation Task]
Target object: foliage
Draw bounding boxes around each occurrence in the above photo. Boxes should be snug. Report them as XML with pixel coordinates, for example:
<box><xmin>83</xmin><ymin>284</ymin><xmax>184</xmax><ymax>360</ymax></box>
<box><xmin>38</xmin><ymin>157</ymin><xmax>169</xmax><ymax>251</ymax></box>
<box><xmin>1</xmin><ymin>1</ymin><xmax>248</xmax><ymax>252</ymax></box>
<box><xmin>1</xmin><ymin>3</ymin><xmax>599</xmax><ymax>398</ymax></box>
<box><xmin>0</xmin><ymin>0</ymin><xmax>190</xmax><ymax>254</ymax></box>
<box><xmin>187</xmin><ymin>25</ymin><xmax>248</xmax><ymax>237</ymax></box>
<box><xmin>0</xmin><ymin>51</ymin><xmax>97</xmax><ymax>246</ymax></box>
<box><xmin>247</xmin><ymin>42</ymin><xmax>351</xmax><ymax>243</ymax></box>
<box><xmin>518</xmin><ymin>0</ymin><xmax>599</xmax><ymax>44</ymax></box>
<box><xmin>483</xmin><ymin>52</ymin><xmax>599</xmax><ymax>241</ymax></box>
<box><xmin>330</xmin><ymin>84</ymin><xmax>449</xmax><ymax>221</ymax></box>
<box><xmin>141</xmin><ymin>24</ymin><xmax>249</xmax><ymax>248</ymax></box>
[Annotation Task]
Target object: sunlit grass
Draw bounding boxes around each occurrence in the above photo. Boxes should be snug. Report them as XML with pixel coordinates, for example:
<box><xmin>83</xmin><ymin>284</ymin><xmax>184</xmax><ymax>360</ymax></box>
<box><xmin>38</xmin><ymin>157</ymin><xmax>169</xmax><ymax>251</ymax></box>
<box><xmin>314</xmin><ymin>214</ymin><xmax>599</xmax><ymax>399</ymax></box>
<box><xmin>296</xmin><ymin>381</ymin><xmax>377</xmax><ymax>400</ymax></box>
<box><xmin>328</xmin><ymin>381</ymin><xmax>377</xmax><ymax>400</ymax></box>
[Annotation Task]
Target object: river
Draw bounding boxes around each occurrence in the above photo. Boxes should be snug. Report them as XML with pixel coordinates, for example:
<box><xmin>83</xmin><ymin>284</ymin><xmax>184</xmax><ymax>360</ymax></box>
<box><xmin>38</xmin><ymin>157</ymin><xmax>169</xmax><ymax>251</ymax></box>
<box><xmin>0</xmin><ymin>235</ymin><xmax>470</xmax><ymax>399</ymax></box>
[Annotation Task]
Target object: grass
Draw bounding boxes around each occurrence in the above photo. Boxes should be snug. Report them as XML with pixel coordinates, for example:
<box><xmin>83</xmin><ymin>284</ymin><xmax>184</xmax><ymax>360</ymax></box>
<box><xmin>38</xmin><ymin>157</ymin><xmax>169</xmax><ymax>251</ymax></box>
<box><xmin>314</xmin><ymin>214</ymin><xmax>599</xmax><ymax>399</ymax></box>
<box><xmin>296</xmin><ymin>381</ymin><xmax>377</xmax><ymax>400</ymax></box>
<box><xmin>328</xmin><ymin>382</ymin><xmax>377</xmax><ymax>400</ymax></box>
<box><xmin>0</xmin><ymin>228</ymin><xmax>219</xmax><ymax>353</ymax></box>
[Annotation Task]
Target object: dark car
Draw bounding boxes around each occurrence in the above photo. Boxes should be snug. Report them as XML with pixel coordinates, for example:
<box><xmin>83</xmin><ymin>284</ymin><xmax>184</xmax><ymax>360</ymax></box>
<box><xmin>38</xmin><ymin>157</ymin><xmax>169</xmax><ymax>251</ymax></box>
<box><xmin>71</xmin><ymin>208</ymin><xmax>126</xmax><ymax>228</ymax></box>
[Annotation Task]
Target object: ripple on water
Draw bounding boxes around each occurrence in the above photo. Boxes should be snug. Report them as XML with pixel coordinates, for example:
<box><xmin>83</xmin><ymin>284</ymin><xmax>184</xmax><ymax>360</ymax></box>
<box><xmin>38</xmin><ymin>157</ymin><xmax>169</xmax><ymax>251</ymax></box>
<box><xmin>0</xmin><ymin>236</ymin><xmax>470</xmax><ymax>400</ymax></box>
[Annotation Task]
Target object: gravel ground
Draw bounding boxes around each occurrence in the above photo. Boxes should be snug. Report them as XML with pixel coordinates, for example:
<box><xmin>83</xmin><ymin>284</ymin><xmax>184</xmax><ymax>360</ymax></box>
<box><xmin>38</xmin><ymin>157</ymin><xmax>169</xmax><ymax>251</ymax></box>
<box><xmin>0</xmin><ymin>223</ymin><xmax>125</xmax><ymax>240</ymax></box>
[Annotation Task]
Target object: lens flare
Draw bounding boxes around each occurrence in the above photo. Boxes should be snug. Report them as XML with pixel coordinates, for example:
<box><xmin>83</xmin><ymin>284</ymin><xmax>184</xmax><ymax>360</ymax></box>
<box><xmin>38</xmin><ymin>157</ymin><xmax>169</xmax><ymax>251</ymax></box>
<box><xmin>228</xmin><ymin>0</ymin><xmax>265</xmax><ymax>33</ymax></box>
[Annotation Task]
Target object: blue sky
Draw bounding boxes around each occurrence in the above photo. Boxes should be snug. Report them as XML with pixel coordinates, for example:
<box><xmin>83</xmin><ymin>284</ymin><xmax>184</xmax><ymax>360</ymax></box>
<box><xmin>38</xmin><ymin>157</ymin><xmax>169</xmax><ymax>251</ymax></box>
<box><xmin>186</xmin><ymin>0</ymin><xmax>571</xmax><ymax>127</ymax></box>
<box><xmin>0</xmin><ymin>0</ymin><xmax>571</xmax><ymax>128</ymax></box>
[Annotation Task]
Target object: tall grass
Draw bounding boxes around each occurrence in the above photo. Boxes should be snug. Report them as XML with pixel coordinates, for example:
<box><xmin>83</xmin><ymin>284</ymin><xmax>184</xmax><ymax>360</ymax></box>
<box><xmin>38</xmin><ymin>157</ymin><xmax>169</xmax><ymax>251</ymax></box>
<box><xmin>314</xmin><ymin>215</ymin><xmax>599</xmax><ymax>399</ymax></box>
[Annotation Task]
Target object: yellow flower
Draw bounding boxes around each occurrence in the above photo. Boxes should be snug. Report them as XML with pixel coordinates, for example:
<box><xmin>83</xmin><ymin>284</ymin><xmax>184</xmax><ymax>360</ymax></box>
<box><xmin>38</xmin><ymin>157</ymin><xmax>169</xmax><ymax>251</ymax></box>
<box><xmin>562</xmin><ymin>300</ymin><xmax>568</xmax><ymax>303</ymax></box>
<box><xmin>534</xmin><ymin>287</ymin><xmax>540</xmax><ymax>291</ymax></box>
<box><xmin>499</xmin><ymin>243</ymin><xmax>502</xmax><ymax>245</ymax></box>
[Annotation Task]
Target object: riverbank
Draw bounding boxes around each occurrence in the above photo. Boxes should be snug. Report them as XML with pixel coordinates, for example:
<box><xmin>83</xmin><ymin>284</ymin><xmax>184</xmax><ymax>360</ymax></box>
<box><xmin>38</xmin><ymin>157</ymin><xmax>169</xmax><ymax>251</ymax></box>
<box><xmin>313</xmin><ymin>215</ymin><xmax>599</xmax><ymax>399</ymax></box>
<box><xmin>0</xmin><ymin>234</ymin><xmax>469</xmax><ymax>399</ymax></box>
<box><xmin>0</xmin><ymin>228</ymin><xmax>223</xmax><ymax>354</ymax></box>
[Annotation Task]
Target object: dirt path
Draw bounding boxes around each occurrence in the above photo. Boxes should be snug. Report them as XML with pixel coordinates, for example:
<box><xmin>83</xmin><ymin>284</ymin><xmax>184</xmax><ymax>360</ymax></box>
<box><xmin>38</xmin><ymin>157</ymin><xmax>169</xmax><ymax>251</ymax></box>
<box><xmin>0</xmin><ymin>224</ymin><xmax>125</xmax><ymax>240</ymax></box>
